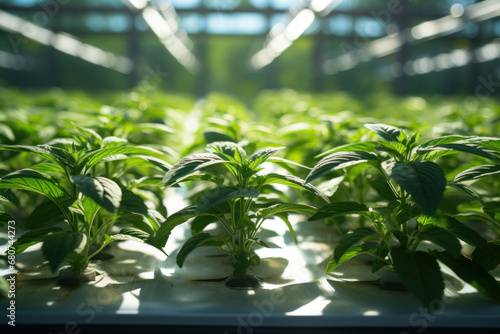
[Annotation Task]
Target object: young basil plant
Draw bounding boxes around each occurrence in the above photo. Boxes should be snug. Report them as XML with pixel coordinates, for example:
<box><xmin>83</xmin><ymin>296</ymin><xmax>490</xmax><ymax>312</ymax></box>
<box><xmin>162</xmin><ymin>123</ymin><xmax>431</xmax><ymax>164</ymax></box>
<box><xmin>450</xmin><ymin>138</ymin><xmax>500</xmax><ymax>271</ymax></box>
<box><xmin>307</xmin><ymin>123</ymin><xmax>500</xmax><ymax>308</ymax></box>
<box><xmin>155</xmin><ymin>142</ymin><xmax>327</xmax><ymax>288</ymax></box>
<box><xmin>0</xmin><ymin>126</ymin><xmax>170</xmax><ymax>280</ymax></box>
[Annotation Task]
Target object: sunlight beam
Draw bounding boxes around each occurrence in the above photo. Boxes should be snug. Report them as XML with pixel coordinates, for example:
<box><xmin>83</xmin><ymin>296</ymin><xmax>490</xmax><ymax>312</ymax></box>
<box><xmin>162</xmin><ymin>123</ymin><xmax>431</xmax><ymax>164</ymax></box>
<box><xmin>250</xmin><ymin>0</ymin><xmax>345</xmax><ymax>70</ymax></box>
<box><xmin>124</xmin><ymin>0</ymin><xmax>199</xmax><ymax>73</ymax></box>
<box><xmin>0</xmin><ymin>9</ymin><xmax>132</xmax><ymax>74</ymax></box>
<box><xmin>323</xmin><ymin>0</ymin><xmax>500</xmax><ymax>75</ymax></box>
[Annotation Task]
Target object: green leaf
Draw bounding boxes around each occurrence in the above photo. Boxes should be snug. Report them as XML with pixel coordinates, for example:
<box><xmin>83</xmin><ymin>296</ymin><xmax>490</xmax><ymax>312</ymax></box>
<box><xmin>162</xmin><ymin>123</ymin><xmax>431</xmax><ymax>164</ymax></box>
<box><xmin>148</xmin><ymin>209</ymin><xmax>166</xmax><ymax>228</ymax></box>
<box><xmin>390</xmin><ymin>162</ymin><xmax>446</xmax><ymax>216</ymax></box>
<box><xmin>12</xmin><ymin>227</ymin><xmax>64</xmax><ymax>255</ymax></box>
<box><xmin>118</xmin><ymin>155</ymin><xmax>172</xmax><ymax>172</ymax></box>
<box><xmin>407</xmin><ymin>130</ymin><xmax>421</xmax><ymax>148</ymax></box>
<box><xmin>87</xmin><ymin>233</ymin><xmax>141</xmax><ymax>260</ymax></box>
<box><xmin>256</xmin><ymin>203</ymin><xmax>317</xmax><ymax>219</ymax></box>
<box><xmin>237</xmin><ymin>214</ymin><xmax>254</xmax><ymax>229</ymax></box>
<box><xmin>484</xmin><ymin>203</ymin><xmax>500</xmax><ymax>218</ymax></box>
<box><xmin>327</xmin><ymin>244</ymin><xmax>371</xmax><ymax>272</ymax></box>
<box><xmin>154</xmin><ymin>205</ymin><xmax>204</xmax><ymax>249</ymax></box>
<box><xmin>0</xmin><ymin>276</ymin><xmax>9</xmax><ymax>299</ymax></box>
<box><xmin>446</xmin><ymin>181</ymin><xmax>481</xmax><ymax>200</ymax></box>
<box><xmin>176</xmin><ymin>233</ymin><xmax>225</xmax><ymax>267</ymax></box>
<box><xmin>203</xmin><ymin>131</ymin><xmax>236</xmax><ymax>143</ymax></box>
<box><xmin>119</xmin><ymin>227</ymin><xmax>152</xmax><ymax>242</ymax></box>
<box><xmin>454</xmin><ymin>212</ymin><xmax>499</xmax><ymax>228</ymax></box>
<box><xmin>29</xmin><ymin>162</ymin><xmax>66</xmax><ymax>175</ymax></box>
<box><xmin>80</xmin><ymin>196</ymin><xmax>100</xmax><ymax>226</ymax></box>
<box><xmin>419</xmin><ymin>135</ymin><xmax>471</xmax><ymax>148</ymax></box>
<box><xmin>101</xmin><ymin>136</ymin><xmax>128</xmax><ymax>148</ymax></box>
<box><xmin>107</xmin><ymin>233</ymin><xmax>144</xmax><ymax>243</ymax></box>
<box><xmin>397</xmin><ymin>130</ymin><xmax>408</xmax><ymax>143</ymax></box>
<box><xmin>418</xmin><ymin>226</ymin><xmax>462</xmax><ymax>258</ymax></box>
<box><xmin>191</xmin><ymin>215</ymin><xmax>218</xmax><ymax>235</ymax></box>
<box><xmin>71</xmin><ymin>124</ymin><xmax>102</xmax><ymax>146</ymax></box>
<box><xmin>160</xmin><ymin>153</ymin><xmax>225</xmax><ymax>185</ymax></box>
<box><xmin>378</xmin><ymin>141</ymin><xmax>407</xmax><ymax>159</ymax></box>
<box><xmin>475</xmin><ymin>139</ymin><xmax>500</xmax><ymax>152</ymax></box>
<box><xmin>365</xmin><ymin>123</ymin><xmax>402</xmax><ymax>142</ymax></box>
<box><xmin>314</xmin><ymin>142</ymin><xmax>378</xmax><ymax>159</ymax></box>
<box><xmin>0</xmin><ymin>145</ymin><xmax>70</xmax><ymax>167</ymax></box>
<box><xmin>431</xmin><ymin>251</ymin><xmax>500</xmax><ymax>302</ymax></box>
<box><xmin>71</xmin><ymin>175</ymin><xmax>122</xmax><ymax>214</ymax></box>
<box><xmin>415</xmin><ymin>149</ymin><xmax>457</xmax><ymax>162</ymax></box>
<box><xmin>234</xmin><ymin>144</ymin><xmax>246</xmax><ymax>164</ymax></box>
<box><xmin>134</xmin><ymin>176</ymin><xmax>166</xmax><ymax>187</ymax></box>
<box><xmin>0</xmin><ymin>169</ymin><xmax>71</xmax><ymax>202</ymax></box>
<box><xmin>275</xmin><ymin>213</ymin><xmax>297</xmax><ymax>244</ymax></box>
<box><xmin>207</xmin><ymin>141</ymin><xmax>246</xmax><ymax>159</ymax></box>
<box><xmin>196</xmin><ymin>186</ymin><xmax>259</xmax><ymax>212</ymax></box>
<box><xmin>453</xmin><ymin>165</ymin><xmax>500</xmax><ymax>182</ymax></box>
<box><xmin>309</xmin><ymin>202</ymin><xmax>369</xmax><ymax>221</ymax></box>
<box><xmin>436</xmin><ymin>144</ymin><xmax>499</xmax><ymax>161</ymax></box>
<box><xmin>117</xmin><ymin>213</ymin><xmax>155</xmax><ymax>235</ymax></box>
<box><xmin>317</xmin><ymin>176</ymin><xmax>345</xmax><ymax>197</ymax></box>
<box><xmin>1</xmin><ymin>190</ymin><xmax>18</xmax><ymax>207</ymax></box>
<box><xmin>82</xmin><ymin>146</ymin><xmax>165</xmax><ymax>169</ymax></box>
<box><xmin>261</xmin><ymin>173</ymin><xmax>329</xmax><ymax>202</ymax></box>
<box><xmin>433</xmin><ymin>216</ymin><xmax>487</xmax><ymax>247</ymax></box>
<box><xmin>42</xmin><ymin>231</ymin><xmax>86</xmax><ymax>273</ymax></box>
<box><xmin>279</xmin><ymin>122</ymin><xmax>316</xmax><ymax>136</ymax></box>
<box><xmin>0</xmin><ymin>124</ymin><xmax>15</xmax><ymax>141</ymax></box>
<box><xmin>249</xmin><ymin>147</ymin><xmax>283</xmax><ymax>168</ymax></box>
<box><xmin>253</xmin><ymin>238</ymin><xmax>273</xmax><ymax>248</ymax></box>
<box><xmin>472</xmin><ymin>242</ymin><xmax>500</xmax><ymax>271</ymax></box>
<box><xmin>333</xmin><ymin>227</ymin><xmax>378</xmax><ymax>262</ymax></box>
<box><xmin>0</xmin><ymin>211</ymin><xmax>14</xmax><ymax>227</ymax></box>
<box><xmin>130</xmin><ymin>123</ymin><xmax>174</xmax><ymax>134</ymax></box>
<box><xmin>119</xmin><ymin>188</ymin><xmax>149</xmax><ymax>216</ymax></box>
<box><xmin>306</xmin><ymin>151</ymin><xmax>379</xmax><ymax>183</ymax></box>
<box><xmin>267</xmin><ymin>157</ymin><xmax>312</xmax><ymax>170</ymax></box>
<box><xmin>26</xmin><ymin>199</ymin><xmax>65</xmax><ymax>229</ymax></box>
<box><xmin>0</xmin><ymin>194</ymin><xmax>10</xmax><ymax>203</ymax></box>
<box><xmin>372</xmin><ymin>242</ymin><xmax>390</xmax><ymax>273</ymax></box>
<box><xmin>370</xmin><ymin>174</ymin><xmax>397</xmax><ymax>201</ymax></box>
<box><xmin>391</xmin><ymin>247</ymin><xmax>444</xmax><ymax>307</ymax></box>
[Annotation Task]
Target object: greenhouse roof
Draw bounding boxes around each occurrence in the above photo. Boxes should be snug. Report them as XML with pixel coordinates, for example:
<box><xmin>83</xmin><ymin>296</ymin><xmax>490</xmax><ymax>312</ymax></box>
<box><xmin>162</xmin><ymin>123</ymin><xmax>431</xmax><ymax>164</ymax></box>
<box><xmin>1</xmin><ymin>0</ymin><xmax>499</xmax><ymax>95</ymax></box>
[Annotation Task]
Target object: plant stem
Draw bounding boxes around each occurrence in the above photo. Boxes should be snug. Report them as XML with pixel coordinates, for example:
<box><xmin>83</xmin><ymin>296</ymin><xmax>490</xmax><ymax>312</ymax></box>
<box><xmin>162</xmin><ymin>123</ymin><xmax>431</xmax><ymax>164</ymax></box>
<box><xmin>377</xmin><ymin>165</ymin><xmax>399</xmax><ymax>199</ymax></box>
<box><xmin>218</xmin><ymin>214</ymin><xmax>232</xmax><ymax>234</ymax></box>
<box><xmin>371</xmin><ymin>252</ymin><xmax>391</xmax><ymax>265</ymax></box>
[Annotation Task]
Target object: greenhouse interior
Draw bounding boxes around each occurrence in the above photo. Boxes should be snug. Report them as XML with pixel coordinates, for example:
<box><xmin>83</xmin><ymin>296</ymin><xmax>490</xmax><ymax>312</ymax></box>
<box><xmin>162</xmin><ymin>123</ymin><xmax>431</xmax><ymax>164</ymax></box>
<box><xmin>1</xmin><ymin>0</ymin><xmax>500</xmax><ymax>333</ymax></box>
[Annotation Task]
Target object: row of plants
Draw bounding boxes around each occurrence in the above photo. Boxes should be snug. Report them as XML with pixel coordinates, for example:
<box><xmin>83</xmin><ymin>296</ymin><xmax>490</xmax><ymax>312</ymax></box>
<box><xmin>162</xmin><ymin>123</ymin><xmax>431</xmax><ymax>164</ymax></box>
<box><xmin>1</xmin><ymin>86</ymin><xmax>499</xmax><ymax>309</ymax></box>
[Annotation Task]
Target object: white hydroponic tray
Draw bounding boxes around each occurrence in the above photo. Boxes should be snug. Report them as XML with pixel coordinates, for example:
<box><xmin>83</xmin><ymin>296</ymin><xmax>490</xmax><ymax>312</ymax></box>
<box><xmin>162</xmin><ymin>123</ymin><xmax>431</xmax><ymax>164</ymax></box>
<box><xmin>2</xmin><ymin>211</ymin><xmax>500</xmax><ymax>330</ymax></box>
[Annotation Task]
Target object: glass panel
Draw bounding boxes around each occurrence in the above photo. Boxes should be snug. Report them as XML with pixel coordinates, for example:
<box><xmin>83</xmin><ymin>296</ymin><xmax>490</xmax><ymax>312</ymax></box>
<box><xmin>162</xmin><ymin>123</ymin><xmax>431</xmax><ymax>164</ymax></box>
<box><xmin>206</xmin><ymin>13</ymin><xmax>267</xmax><ymax>34</ymax></box>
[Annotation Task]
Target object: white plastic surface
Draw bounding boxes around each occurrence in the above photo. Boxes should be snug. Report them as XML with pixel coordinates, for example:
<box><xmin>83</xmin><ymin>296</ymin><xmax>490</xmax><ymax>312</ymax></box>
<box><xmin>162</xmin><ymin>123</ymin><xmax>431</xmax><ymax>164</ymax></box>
<box><xmin>2</xmin><ymin>216</ymin><xmax>500</xmax><ymax>329</ymax></box>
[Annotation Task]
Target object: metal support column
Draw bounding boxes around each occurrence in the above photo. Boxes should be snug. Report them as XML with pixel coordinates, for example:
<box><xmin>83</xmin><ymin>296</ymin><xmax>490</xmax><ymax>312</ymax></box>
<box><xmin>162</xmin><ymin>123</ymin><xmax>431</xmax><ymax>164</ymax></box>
<box><xmin>394</xmin><ymin>0</ymin><xmax>411</xmax><ymax>96</ymax></box>
<box><xmin>127</xmin><ymin>10</ymin><xmax>140</xmax><ymax>88</ymax></box>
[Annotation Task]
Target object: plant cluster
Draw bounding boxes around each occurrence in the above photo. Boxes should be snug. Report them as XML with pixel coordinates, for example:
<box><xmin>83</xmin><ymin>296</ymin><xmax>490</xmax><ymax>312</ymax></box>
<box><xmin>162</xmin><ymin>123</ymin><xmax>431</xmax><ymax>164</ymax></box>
<box><xmin>0</xmin><ymin>126</ymin><xmax>171</xmax><ymax>278</ymax></box>
<box><xmin>155</xmin><ymin>142</ymin><xmax>327</xmax><ymax>287</ymax></box>
<box><xmin>306</xmin><ymin>123</ymin><xmax>500</xmax><ymax>307</ymax></box>
<box><xmin>1</xmin><ymin>88</ymin><xmax>499</xmax><ymax>307</ymax></box>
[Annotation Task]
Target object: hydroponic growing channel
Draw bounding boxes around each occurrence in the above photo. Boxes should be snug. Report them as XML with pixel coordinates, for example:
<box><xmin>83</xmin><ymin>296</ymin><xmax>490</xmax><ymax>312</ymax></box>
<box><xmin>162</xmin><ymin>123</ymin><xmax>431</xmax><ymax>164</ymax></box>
<box><xmin>1</xmin><ymin>87</ymin><xmax>499</xmax><ymax>334</ymax></box>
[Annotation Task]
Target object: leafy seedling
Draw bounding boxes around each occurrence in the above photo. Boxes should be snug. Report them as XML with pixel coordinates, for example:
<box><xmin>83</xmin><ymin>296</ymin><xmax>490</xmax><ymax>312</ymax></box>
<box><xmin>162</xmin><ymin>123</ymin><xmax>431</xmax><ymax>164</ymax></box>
<box><xmin>0</xmin><ymin>128</ymin><xmax>170</xmax><ymax>280</ymax></box>
<box><xmin>307</xmin><ymin>123</ymin><xmax>500</xmax><ymax>307</ymax></box>
<box><xmin>155</xmin><ymin>142</ymin><xmax>327</xmax><ymax>288</ymax></box>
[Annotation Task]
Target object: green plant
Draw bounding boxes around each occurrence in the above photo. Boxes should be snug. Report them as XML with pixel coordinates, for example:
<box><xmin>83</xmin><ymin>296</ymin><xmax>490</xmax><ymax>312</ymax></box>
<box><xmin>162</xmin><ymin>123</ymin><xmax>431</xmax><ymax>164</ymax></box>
<box><xmin>306</xmin><ymin>123</ymin><xmax>500</xmax><ymax>307</ymax></box>
<box><xmin>154</xmin><ymin>142</ymin><xmax>327</xmax><ymax>288</ymax></box>
<box><xmin>0</xmin><ymin>126</ymin><xmax>170</xmax><ymax>280</ymax></box>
